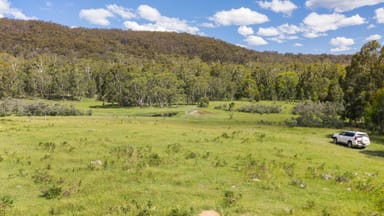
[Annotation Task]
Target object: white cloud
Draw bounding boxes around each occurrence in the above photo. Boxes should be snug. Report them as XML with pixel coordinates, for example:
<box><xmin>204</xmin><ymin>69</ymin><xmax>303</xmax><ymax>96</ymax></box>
<box><xmin>375</xmin><ymin>8</ymin><xmax>384</xmax><ymax>23</ymax></box>
<box><xmin>306</xmin><ymin>0</ymin><xmax>384</xmax><ymax>12</ymax></box>
<box><xmin>294</xmin><ymin>43</ymin><xmax>303</xmax><ymax>47</ymax></box>
<box><xmin>330</xmin><ymin>37</ymin><xmax>354</xmax><ymax>52</ymax></box>
<box><xmin>0</xmin><ymin>0</ymin><xmax>34</xmax><ymax>19</ymax></box>
<box><xmin>137</xmin><ymin>4</ymin><xmax>161</xmax><ymax>22</ymax></box>
<box><xmin>201</xmin><ymin>22</ymin><xmax>215</xmax><ymax>28</ymax></box>
<box><xmin>78</xmin><ymin>4</ymin><xmax>199</xmax><ymax>34</ymax></box>
<box><xmin>303</xmin><ymin>12</ymin><xmax>365</xmax><ymax>38</ymax></box>
<box><xmin>245</xmin><ymin>35</ymin><xmax>268</xmax><ymax>46</ymax></box>
<box><xmin>126</xmin><ymin>18</ymin><xmax>199</xmax><ymax>34</ymax></box>
<box><xmin>366</xmin><ymin>34</ymin><xmax>382</xmax><ymax>41</ymax></box>
<box><xmin>210</xmin><ymin>7</ymin><xmax>269</xmax><ymax>26</ymax></box>
<box><xmin>257</xmin><ymin>24</ymin><xmax>301</xmax><ymax>42</ymax></box>
<box><xmin>258</xmin><ymin>0</ymin><xmax>297</xmax><ymax>16</ymax></box>
<box><xmin>367</xmin><ymin>24</ymin><xmax>376</xmax><ymax>29</ymax></box>
<box><xmin>257</xmin><ymin>27</ymin><xmax>279</xmax><ymax>36</ymax></box>
<box><xmin>107</xmin><ymin>4</ymin><xmax>135</xmax><ymax>19</ymax></box>
<box><xmin>79</xmin><ymin>9</ymin><xmax>114</xmax><ymax>26</ymax></box>
<box><xmin>238</xmin><ymin>26</ymin><xmax>254</xmax><ymax>36</ymax></box>
<box><xmin>124</xmin><ymin>21</ymin><xmax>158</xmax><ymax>31</ymax></box>
<box><xmin>277</xmin><ymin>23</ymin><xmax>301</xmax><ymax>34</ymax></box>
<box><xmin>271</xmin><ymin>35</ymin><xmax>299</xmax><ymax>43</ymax></box>
<box><xmin>124</xmin><ymin>5</ymin><xmax>199</xmax><ymax>34</ymax></box>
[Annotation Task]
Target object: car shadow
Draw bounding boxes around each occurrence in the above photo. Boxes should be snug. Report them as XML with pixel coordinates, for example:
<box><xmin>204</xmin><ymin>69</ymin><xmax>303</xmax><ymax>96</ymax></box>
<box><xmin>360</xmin><ymin>150</ymin><xmax>384</xmax><ymax>158</ymax></box>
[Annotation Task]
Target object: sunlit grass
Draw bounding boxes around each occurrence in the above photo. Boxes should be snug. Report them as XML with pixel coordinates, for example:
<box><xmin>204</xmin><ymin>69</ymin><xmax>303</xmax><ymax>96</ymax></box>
<box><xmin>0</xmin><ymin>99</ymin><xmax>383</xmax><ymax>215</ymax></box>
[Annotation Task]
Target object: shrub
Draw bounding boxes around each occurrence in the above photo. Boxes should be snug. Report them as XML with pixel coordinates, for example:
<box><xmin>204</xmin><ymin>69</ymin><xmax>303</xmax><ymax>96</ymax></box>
<box><xmin>198</xmin><ymin>96</ymin><xmax>209</xmax><ymax>108</ymax></box>
<box><xmin>214</xmin><ymin>104</ymin><xmax>228</xmax><ymax>110</ymax></box>
<box><xmin>284</xmin><ymin>118</ymin><xmax>297</xmax><ymax>127</ymax></box>
<box><xmin>40</xmin><ymin>185</ymin><xmax>62</xmax><ymax>199</ymax></box>
<box><xmin>0</xmin><ymin>99</ymin><xmax>91</xmax><ymax>116</ymax></box>
<box><xmin>222</xmin><ymin>190</ymin><xmax>242</xmax><ymax>208</ymax></box>
<box><xmin>0</xmin><ymin>195</ymin><xmax>14</xmax><ymax>208</ymax></box>
<box><xmin>237</xmin><ymin>104</ymin><xmax>282</xmax><ymax>114</ymax></box>
<box><xmin>168</xmin><ymin>207</ymin><xmax>194</xmax><ymax>216</ymax></box>
<box><xmin>289</xmin><ymin>101</ymin><xmax>344</xmax><ymax>128</ymax></box>
<box><xmin>0</xmin><ymin>195</ymin><xmax>14</xmax><ymax>215</ymax></box>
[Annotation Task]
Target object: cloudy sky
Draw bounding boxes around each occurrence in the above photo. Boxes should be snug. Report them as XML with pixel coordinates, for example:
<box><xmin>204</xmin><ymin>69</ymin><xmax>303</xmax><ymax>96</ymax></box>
<box><xmin>1</xmin><ymin>0</ymin><xmax>384</xmax><ymax>54</ymax></box>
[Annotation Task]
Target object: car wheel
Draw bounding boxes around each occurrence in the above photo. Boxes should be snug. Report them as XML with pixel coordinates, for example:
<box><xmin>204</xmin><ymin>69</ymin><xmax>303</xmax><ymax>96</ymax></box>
<box><xmin>347</xmin><ymin>141</ymin><xmax>353</xmax><ymax>148</ymax></box>
<box><xmin>333</xmin><ymin>138</ymin><xmax>337</xmax><ymax>144</ymax></box>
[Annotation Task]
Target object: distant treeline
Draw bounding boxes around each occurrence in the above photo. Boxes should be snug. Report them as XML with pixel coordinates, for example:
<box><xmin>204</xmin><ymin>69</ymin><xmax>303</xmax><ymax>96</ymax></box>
<box><xmin>0</xmin><ymin>52</ymin><xmax>346</xmax><ymax>107</ymax></box>
<box><xmin>1</xmin><ymin>19</ymin><xmax>384</xmax><ymax>132</ymax></box>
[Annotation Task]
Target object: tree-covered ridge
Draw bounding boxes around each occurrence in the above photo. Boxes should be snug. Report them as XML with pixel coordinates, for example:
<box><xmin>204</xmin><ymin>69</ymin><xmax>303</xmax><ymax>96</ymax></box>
<box><xmin>0</xmin><ymin>18</ymin><xmax>350</xmax><ymax>64</ymax></box>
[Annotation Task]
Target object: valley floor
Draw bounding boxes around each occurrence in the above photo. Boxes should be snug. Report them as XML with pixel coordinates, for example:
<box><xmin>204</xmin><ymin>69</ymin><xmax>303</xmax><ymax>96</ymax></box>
<box><xmin>1</xmin><ymin>100</ymin><xmax>383</xmax><ymax>215</ymax></box>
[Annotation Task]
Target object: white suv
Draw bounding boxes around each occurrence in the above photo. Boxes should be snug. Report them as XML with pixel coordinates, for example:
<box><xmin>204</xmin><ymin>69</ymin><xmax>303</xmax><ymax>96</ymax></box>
<box><xmin>332</xmin><ymin>131</ymin><xmax>370</xmax><ymax>148</ymax></box>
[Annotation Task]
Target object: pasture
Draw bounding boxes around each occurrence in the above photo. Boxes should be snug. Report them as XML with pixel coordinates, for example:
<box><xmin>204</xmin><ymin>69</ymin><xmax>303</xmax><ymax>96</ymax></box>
<box><xmin>1</xmin><ymin>100</ymin><xmax>384</xmax><ymax>215</ymax></box>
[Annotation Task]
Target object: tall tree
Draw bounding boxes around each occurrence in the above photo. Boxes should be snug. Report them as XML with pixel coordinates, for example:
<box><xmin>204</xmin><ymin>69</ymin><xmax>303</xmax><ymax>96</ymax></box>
<box><xmin>344</xmin><ymin>40</ymin><xmax>383</xmax><ymax>123</ymax></box>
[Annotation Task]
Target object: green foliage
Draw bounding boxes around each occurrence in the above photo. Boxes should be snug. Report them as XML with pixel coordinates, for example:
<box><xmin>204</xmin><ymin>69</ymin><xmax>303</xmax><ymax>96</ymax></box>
<box><xmin>237</xmin><ymin>104</ymin><xmax>281</xmax><ymax>114</ymax></box>
<box><xmin>0</xmin><ymin>195</ymin><xmax>14</xmax><ymax>208</ymax></box>
<box><xmin>0</xmin><ymin>19</ymin><xmax>350</xmax><ymax>108</ymax></box>
<box><xmin>291</xmin><ymin>101</ymin><xmax>344</xmax><ymax>128</ymax></box>
<box><xmin>198</xmin><ymin>96</ymin><xmax>209</xmax><ymax>108</ymax></box>
<box><xmin>365</xmin><ymin>88</ymin><xmax>384</xmax><ymax>133</ymax></box>
<box><xmin>1</xmin><ymin>100</ymin><xmax>384</xmax><ymax>215</ymax></box>
<box><xmin>0</xmin><ymin>99</ymin><xmax>90</xmax><ymax>116</ymax></box>
<box><xmin>0</xmin><ymin>195</ymin><xmax>14</xmax><ymax>216</ymax></box>
<box><xmin>275</xmin><ymin>71</ymin><xmax>299</xmax><ymax>100</ymax></box>
<box><xmin>168</xmin><ymin>207</ymin><xmax>194</xmax><ymax>216</ymax></box>
<box><xmin>222</xmin><ymin>190</ymin><xmax>242</xmax><ymax>208</ymax></box>
<box><xmin>344</xmin><ymin>40</ymin><xmax>384</xmax><ymax>127</ymax></box>
<box><xmin>40</xmin><ymin>185</ymin><xmax>62</xmax><ymax>200</ymax></box>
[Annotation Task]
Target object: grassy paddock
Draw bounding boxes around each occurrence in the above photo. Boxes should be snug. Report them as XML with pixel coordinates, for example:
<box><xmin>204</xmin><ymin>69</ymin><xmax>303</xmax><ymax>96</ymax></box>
<box><xmin>0</xmin><ymin>100</ymin><xmax>384</xmax><ymax>215</ymax></box>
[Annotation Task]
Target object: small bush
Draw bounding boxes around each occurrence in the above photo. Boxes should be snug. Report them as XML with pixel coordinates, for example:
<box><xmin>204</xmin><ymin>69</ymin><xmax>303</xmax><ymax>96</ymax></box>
<box><xmin>237</xmin><ymin>104</ymin><xmax>281</xmax><ymax>114</ymax></box>
<box><xmin>198</xmin><ymin>97</ymin><xmax>209</xmax><ymax>108</ymax></box>
<box><xmin>0</xmin><ymin>195</ymin><xmax>14</xmax><ymax>208</ymax></box>
<box><xmin>0</xmin><ymin>99</ymin><xmax>91</xmax><ymax>117</ymax></box>
<box><xmin>284</xmin><ymin>118</ymin><xmax>297</xmax><ymax>127</ymax></box>
<box><xmin>0</xmin><ymin>195</ymin><xmax>14</xmax><ymax>215</ymax></box>
<box><xmin>214</xmin><ymin>104</ymin><xmax>228</xmax><ymax>110</ymax></box>
<box><xmin>32</xmin><ymin>169</ymin><xmax>53</xmax><ymax>184</ymax></box>
<box><xmin>222</xmin><ymin>190</ymin><xmax>242</xmax><ymax>208</ymax></box>
<box><xmin>40</xmin><ymin>185</ymin><xmax>62</xmax><ymax>199</ymax></box>
<box><xmin>168</xmin><ymin>207</ymin><xmax>194</xmax><ymax>216</ymax></box>
<box><xmin>289</xmin><ymin>101</ymin><xmax>344</xmax><ymax>128</ymax></box>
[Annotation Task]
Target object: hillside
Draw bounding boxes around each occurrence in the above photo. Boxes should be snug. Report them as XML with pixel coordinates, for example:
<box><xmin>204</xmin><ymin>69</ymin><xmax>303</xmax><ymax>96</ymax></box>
<box><xmin>0</xmin><ymin>18</ymin><xmax>350</xmax><ymax>64</ymax></box>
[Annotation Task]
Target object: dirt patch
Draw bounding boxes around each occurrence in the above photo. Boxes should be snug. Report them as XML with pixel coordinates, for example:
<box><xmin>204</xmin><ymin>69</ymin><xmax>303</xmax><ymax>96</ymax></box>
<box><xmin>186</xmin><ymin>109</ymin><xmax>212</xmax><ymax>116</ymax></box>
<box><xmin>198</xmin><ymin>210</ymin><xmax>220</xmax><ymax>216</ymax></box>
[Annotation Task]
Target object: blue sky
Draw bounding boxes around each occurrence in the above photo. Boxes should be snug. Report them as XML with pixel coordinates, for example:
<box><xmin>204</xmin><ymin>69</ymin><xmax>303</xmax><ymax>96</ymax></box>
<box><xmin>1</xmin><ymin>0</ymin><xmax>384</xmax><ymax>54</ymax></box>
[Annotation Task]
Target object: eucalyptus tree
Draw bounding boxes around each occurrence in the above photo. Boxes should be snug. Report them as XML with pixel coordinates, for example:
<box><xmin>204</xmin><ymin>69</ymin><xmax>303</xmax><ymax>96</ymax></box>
<box><xmin>344</xmin><ymin>40</ymin><xmax>382</xmax><ymax>123</ymax></box>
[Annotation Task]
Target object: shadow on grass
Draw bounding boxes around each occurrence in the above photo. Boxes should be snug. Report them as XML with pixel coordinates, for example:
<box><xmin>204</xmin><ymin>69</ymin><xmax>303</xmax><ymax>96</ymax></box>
<box><xmin>360</xmin><ymin>150</ymin><xmax>384</xmax><ymax>158</ymax></box>
<box><xmin>370</xmin><ymin>135</ymin><xmax>384</xmax><ymax>146</ymax></box>
<box><xmin>90</xmin><ymin>104</ymin><xmax>126</xmax><ymax>109</ymax></box>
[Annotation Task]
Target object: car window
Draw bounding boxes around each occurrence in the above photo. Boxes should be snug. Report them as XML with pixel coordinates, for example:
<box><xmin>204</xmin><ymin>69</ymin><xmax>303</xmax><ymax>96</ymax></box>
<box><xmin>346</xmin><ymin>132</ymin><xmax>354</xmax><ymax>137</ymax></box>
<box><xmin>357</xmin><ymin>133</ymin><xmax>368</xmax><ymax>137</ymax></box>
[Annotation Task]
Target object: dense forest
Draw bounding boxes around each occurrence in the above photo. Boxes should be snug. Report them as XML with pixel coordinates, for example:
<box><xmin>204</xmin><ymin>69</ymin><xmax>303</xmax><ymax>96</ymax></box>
<box><xmin>0</xmin><ymin>18</ymin><xmax>384</xmax><ymax>131</ymax></box>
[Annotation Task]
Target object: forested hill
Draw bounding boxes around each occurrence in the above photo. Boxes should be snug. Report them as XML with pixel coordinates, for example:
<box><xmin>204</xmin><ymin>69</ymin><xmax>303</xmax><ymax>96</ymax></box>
<box><xmin>0</xmin><ymin>18</ymin><xmax>350</xmax><ymax>64</ymax></box>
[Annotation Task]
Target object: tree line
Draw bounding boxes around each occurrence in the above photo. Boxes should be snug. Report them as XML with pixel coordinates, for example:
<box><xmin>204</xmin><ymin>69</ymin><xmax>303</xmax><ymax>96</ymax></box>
<box><xmin>0</xmin><ymin>52</ymin><xmax>346</xmax><ymax>107</ymax></box>
<box><xmin>2</xmin><ymin>41</ymin><xmax>384</xmax><ymax>132</ymax></box>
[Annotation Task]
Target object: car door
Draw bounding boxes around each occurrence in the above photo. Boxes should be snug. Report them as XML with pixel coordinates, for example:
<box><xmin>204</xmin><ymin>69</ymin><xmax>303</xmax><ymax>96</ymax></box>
<box><xmin>339</xmin><ymin>132</ymin><xmax>348</xmax><ymax>144</ymax></box>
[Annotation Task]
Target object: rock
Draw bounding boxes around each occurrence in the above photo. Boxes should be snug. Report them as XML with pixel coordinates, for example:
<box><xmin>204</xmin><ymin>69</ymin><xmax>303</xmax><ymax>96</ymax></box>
<box><xmin>198</xmin><ymin>210</ymin><xmax>220</xmax><ymax>216</ymax></box>
<box><xmin>322</xmin><ymin>173</ymin><xmax>332</xmax><ymax>180</ymax></box>
<box><xmin>90</xmin><ymin>160</ymin><xmax>102</xmax><ymax>166</ymax></box>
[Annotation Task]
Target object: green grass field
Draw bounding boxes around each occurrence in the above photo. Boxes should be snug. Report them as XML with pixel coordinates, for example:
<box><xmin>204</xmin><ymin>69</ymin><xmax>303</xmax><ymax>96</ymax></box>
<box><xmin>1</xmin><ymin>100</ymin><xmax>384</xmax><ymax>215</ymax></box>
